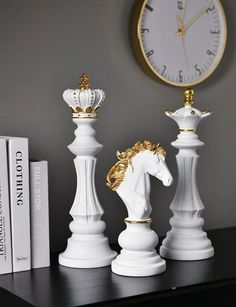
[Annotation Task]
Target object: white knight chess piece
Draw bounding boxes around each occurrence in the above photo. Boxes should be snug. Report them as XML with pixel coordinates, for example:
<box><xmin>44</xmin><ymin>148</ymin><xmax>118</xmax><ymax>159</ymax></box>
<box><xmin>107</xmin><ymin>140</ymin><xmax>173</xmax><ymax>277</ymax></box>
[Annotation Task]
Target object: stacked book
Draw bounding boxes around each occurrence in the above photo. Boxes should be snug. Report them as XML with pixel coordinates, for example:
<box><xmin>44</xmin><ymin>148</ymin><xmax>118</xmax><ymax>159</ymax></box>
<box><xmin>0</xmin><ymin>136</ymin><xmax>50</xmax><ymax>274</ymax></box>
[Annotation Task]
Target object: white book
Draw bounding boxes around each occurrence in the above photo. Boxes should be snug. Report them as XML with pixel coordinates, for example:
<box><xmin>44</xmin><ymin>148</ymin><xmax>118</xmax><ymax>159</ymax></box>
<box><xmin>1</xmin><ymin>137</ymin><xmax>31</xmax><ymax>272</ymax></box>
<box><xmin>30</xmin><ymin>160</ymin><xmax>50</xmax><ymax>269</ymax></box>
<box><xmin>0</xmin><ymin>139</ymin><xmax>12</xmax><ymax>274</ymax></box>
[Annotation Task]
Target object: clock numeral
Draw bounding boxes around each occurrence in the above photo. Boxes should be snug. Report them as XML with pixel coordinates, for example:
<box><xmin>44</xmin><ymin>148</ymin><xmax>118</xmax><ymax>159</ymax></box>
<box><xmin>146</xmin><ymin>50</ymin><xmax>154</xmax><ymax>57</ymax></box>
<box><xmin>145</xmin><ymin>4</ymin><xmax>154</xmax><ymax>12</ymax></box>
<box><xmin>206</xmin><ymin>5</ymin><xmax>215</xmax><ymax>13</ymax></box>
<box><xmin>194</xmin><ymin>64</ymin><xmax>202</xmax><ymax>76</ymax></box>
<box><xmin>177</xmin><ymin>1</ymin><xmax>184</xmax><ymax>10</ymax></box>
<box><xmin>179</xmin><ymin>70</ymin><xmax>183</xmax><ymax>83</ymax></box>
<box><xmin>141</xmin><ymin>28</ymin><xmax>150</xmax><ymax>34</ymax></box>
<box><xmin>210</xmin><ymin>29</ymin><xmax>220</xmax><ymax>35</ymax></box>
<box><xmin>206</xmin><ymin>49</ymin><xmax>215</xmax><ymax>56</ymax></box>
<box><xmin>161</xmin><ymin>65</ymin><xmax>167</xmax><ymax>76</ymax></box>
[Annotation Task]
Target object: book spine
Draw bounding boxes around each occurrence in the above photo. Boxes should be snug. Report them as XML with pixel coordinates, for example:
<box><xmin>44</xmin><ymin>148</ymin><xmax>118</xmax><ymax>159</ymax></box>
<box><xmin>0</xmin><ymin>139</ymin><xmax>12</xmax><ymax>274</ymax></box>
<box><xmin>30</xmin><ymin>161</ymin><xmax>50</xmax><ymax>269</ymax></box>
<box><xmin>8</xmin><ymin>138</ymin><xmax>31</xmax><ymax>272</ymax></box>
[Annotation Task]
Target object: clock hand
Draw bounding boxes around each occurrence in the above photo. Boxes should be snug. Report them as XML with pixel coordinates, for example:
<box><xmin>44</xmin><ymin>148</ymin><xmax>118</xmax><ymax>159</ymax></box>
<box><xmin>176</xmin><ymin>15</ymin><xmax>189</xmax><ymax>69</ymax></box>
<box><xmin>181</xmin><ymin>0</ymin><xmax>187</xmax><ymax>25</ymax></box>
<box><xmin>176</xmin><ymin>1</ymin><xmax>187</xmax><ymax>38</ymax></box>
<box><xmin>183</xmin><ymin>4</ymin><xmax>210</xmax><ymax>32</ymax></box>
<box><xmin>177</xmin><ymin>15</ymin><xmax>184</xmax><ymax>38</ymax></box>
<box><xmin>181</xmin><ymin>34</ymin><xmax>189</xmax><ymax>70</ymax></box>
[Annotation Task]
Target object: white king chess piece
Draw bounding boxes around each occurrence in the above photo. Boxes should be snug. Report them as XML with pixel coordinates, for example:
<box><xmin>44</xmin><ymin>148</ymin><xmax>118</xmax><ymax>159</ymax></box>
<box><xmin>107</xmin><ymin>140</ymin><xmax>173</xmax><ymax>277</ymax></box>
<box><xmin>59</xmin><ymin>74</ymin><xmax>117</xmax><ymax>268</ymax></box>
<box><xmin>160</xmin><ymin>89</ymin><xmax>214</xmax><ymax>261</ymax></box>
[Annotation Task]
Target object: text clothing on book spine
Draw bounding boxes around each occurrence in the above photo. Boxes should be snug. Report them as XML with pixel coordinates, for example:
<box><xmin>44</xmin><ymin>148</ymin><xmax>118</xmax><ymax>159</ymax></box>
<box><xmin>5</xmin><ymin>137</ymin><xmax>31</xmax><ymax>272</ymax></box>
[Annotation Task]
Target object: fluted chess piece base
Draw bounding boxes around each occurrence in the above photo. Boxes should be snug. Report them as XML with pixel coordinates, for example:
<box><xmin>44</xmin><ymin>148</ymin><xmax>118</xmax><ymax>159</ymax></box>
<box><xmin>112</xmin><ymin>221</ymin><xmax>166</xmax><ymax>277</ymax></box>
<box><xmin>59</xmin><ymin>220</ymin><xmax>117</xmax><ymax>268</ymax></box>
<box><xmin>59</xmin><ymin>82</ymin><xmax>117</xmax><ymax>268</ymax></box>
<box><xmin>160</xmin><ymin>216</ymin><xmax>214</xmax><ymax>261</ymax></box>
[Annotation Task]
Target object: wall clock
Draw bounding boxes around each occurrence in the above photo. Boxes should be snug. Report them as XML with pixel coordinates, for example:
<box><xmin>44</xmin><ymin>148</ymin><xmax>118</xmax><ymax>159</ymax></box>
<box><xmin>130</xmin><ymin>0</ymin><xmax>227</xmax><ymax>87</ymax></box>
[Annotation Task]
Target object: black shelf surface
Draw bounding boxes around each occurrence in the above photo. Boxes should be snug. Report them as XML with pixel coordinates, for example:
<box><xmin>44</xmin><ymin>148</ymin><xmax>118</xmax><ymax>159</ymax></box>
<box><xmin>1</xmin><ymin>227</ymin><xmax>236</xmax><ymax>307</ymax></box>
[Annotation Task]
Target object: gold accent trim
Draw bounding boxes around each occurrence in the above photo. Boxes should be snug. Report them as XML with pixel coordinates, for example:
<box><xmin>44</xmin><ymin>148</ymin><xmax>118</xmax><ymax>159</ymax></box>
<box><xmin>179</xmin><ymin>128</ymin><xmax>196</xmax><ymax>132</ymax></box>
<box><xmin>72</xmin><ymin>112</ymin><xmax>97</xmax><ymax>119</ymax></box>
<box><xmin>202</xmin><ymin>109</ymin><xmax>212</xmax><ymax>115</ymax></box>
<box><xmin>165</xmin><ymin>109</ymin><xmax>173</xmax><ymax>115</ymax></box>
<box><xmin>106</xmin><ymin>140</ymin><xmax>166</xmax><ymax>191</ymax></box>
<box><xmin>125</xmin><ymin>218</ymin><xmax>152</xmax><ymax>224</ymax></box>
<box><xmin>130</xmin><ymin>0</ymin><xmax>227</xmax><ymax>87</ymax></box>
<box><xmin>79</xmin><ymin>73</ymin><xmax>90</xmax><ymax>90</ymax></box>
<box><xmin>71</xmin><ymin>106</ymin><xmax>99</xmax><ymax>117</ymax></box>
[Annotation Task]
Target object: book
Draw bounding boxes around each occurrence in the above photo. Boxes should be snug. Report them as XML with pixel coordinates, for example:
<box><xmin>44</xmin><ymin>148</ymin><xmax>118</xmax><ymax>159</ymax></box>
<box><xmin>30</xmin><ymin>160</ymin><xmax>50</xmax><ymax>269</ymax></box>
<box><xmin>1</xmin><ymin>137</ymin><xmax>31</xmax><ymax>272</ymax></box>
<box><xmin>0</xmin><ymin>139</ymin><xmax>12</xmax><ymax>274</ymax></box>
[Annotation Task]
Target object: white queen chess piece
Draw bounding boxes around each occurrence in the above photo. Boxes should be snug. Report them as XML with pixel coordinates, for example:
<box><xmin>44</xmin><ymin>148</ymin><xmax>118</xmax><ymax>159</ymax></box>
<box><xmin>160</xmin><ymin>89</ymin><xmax>214</xmax><ymax>261</ymax></box>
<box><xmin>59</xmin><ymin>74</ymin><xmax>117</xmax><ymax>268</ymax></box>
<box><xmin>107</xmin><ymin>140</ymin><xmax>173</xmax><ymax>277</ymax></box>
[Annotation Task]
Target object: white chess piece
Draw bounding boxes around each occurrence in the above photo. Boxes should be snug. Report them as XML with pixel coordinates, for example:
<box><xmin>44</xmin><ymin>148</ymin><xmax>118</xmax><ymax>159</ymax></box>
<box><xmin>107</xmin><ymin>140</ymin><xmax>173</xmax><ymax>277</ymax></box>
<box><xmin>59</xmin><ymin>74</ymin><xmax>117</xmax><ymax>268</ymax></box>
<box><xmin>160</xmin><ymin>89</ymin><xmax>214</xmax><ymax>261</ymax></box>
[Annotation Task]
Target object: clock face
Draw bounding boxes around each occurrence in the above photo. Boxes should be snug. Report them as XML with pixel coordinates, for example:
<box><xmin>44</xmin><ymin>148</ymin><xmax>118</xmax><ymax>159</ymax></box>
<box><xmin>133</xmin><ymin>0</ymin><xmax>227</xmax><ymax>86</ymax></box>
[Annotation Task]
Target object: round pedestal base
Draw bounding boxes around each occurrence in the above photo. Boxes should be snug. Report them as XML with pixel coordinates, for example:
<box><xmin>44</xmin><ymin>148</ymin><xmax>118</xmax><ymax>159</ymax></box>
<box><xmin>59</xmin><ymin>234</ymin><xmax>117</xmax><ymax>268</ymax></box>
<box><xmin>160</xmin><ymin>245</ymin><xmax>214</xmax><ymax>261</ymax></box>
<box><xmin>160</xmin><ymin>217</ymin><xmax>214</xmax><ymax>261</ymax></box>
<box><xmin>112</xmin><ymin>250</ymin><xmax>166</xmax><ymax>277</ymax></box>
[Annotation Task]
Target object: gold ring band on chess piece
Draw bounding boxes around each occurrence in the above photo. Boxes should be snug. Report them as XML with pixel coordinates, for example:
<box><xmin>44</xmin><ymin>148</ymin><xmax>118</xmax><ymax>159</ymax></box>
<box><xmin>124</xmin><ymin>218</ymin><xmax>152</xmax><ymax>224</ymax></box>
<box><xmin>179</xmin><ymin>128</ymin><xmax>196</xmax><ymax>132</ymax></box>
<box><xmin>72</xmin><ymin>112</ymin><xmax>97</xmax><ymax>119</ymax></box>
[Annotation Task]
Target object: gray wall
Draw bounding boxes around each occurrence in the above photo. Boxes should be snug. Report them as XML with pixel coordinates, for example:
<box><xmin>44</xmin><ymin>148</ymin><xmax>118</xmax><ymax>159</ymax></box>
<box><xmin>1</xmin><ymin>0</ymin><xmax>236</xmax><ymax>252</ymax></box>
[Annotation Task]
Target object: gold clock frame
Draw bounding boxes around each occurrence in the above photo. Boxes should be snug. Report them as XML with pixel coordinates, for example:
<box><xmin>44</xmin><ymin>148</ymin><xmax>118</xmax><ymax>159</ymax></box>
<box><xmin>130</xmin><ymin>0</ymin><xmax>227</xmax><ymax>87</ymax></box>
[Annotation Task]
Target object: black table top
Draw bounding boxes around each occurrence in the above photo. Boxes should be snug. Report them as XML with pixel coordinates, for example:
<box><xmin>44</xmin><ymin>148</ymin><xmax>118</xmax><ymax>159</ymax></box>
<box><xmin>1</xmin><ymin>227</ymin><xmax>236</xmax><ymax>307</ymax></box>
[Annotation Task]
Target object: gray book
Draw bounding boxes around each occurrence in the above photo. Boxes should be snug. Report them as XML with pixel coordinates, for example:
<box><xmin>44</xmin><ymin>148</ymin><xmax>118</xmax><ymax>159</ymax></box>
<box><xmin>30</xmin><ymin>160</ymin><xmax>50</xmax><ymax>269</ymax></box>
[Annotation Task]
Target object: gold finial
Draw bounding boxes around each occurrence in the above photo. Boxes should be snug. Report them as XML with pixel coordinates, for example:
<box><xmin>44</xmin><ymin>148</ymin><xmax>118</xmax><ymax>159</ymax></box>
<box><xmin>79</xmin><ymin>73</ymin><xmax>90</xmax><ymax>90</ymax></box>
<box><xmin>184</xmin><ymin>88</ymin><xmax>194</xmax><ymax>107</ymax></box>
